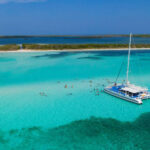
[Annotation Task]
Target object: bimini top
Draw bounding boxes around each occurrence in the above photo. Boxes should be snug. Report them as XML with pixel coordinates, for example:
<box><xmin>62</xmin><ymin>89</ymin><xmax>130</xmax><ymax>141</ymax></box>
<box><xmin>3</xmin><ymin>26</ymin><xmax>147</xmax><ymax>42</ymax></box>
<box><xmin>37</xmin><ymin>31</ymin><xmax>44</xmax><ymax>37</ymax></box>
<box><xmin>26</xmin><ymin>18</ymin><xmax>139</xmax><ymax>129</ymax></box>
<box><xmin>121</xmin><ymin>84</ymin><xmax>148</xmax><ymax>94</ymax></box>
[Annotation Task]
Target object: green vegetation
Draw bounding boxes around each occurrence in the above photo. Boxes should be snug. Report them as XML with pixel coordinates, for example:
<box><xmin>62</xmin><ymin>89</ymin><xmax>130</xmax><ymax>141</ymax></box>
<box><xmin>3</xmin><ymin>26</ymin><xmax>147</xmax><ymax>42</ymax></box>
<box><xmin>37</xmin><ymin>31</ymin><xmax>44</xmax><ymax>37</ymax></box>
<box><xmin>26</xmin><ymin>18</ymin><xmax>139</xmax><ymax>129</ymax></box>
<box><xmin>134</xmin><ymin>34</ymin><xmax>150</xmax><ymax>38</ymax></box>
<box><xmin>22</xmin><ymin>43</ymin><xmax>150</xmax><ymax>50</ymax></box>
<box><xmin>22</xmin><ymin>43</ymin><xmax>128</xmax><ymax>50</ymax></box>
<box><xmin>0</xmin><ymin>43</ymin><xmax>150</xmax><ymax>51</ymax></box>
<box><xmin>0</xmin><ymin>44</ymin><xmax>20</xmax><ymax>51</ymax></box>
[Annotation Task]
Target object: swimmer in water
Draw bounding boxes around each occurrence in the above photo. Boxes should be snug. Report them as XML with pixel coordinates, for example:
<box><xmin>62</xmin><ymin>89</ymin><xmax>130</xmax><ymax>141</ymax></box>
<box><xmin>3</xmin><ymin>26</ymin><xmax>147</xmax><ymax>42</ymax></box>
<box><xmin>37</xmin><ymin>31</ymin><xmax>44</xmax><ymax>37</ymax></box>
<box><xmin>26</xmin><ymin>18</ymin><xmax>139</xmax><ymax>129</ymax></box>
<box><xmin>89</xmin><ymin>80</ymin><xmax>92</xmax><ymax>83</ymax></box>
<box><xmin>67</xmin><ymin>93</ymin><xmax>72</xmax><ymax>96</ymax></box>
<box><xmin>39</xmin><ymin>92</ymin><xmax>47</xmax><ymax>97</ymax></box>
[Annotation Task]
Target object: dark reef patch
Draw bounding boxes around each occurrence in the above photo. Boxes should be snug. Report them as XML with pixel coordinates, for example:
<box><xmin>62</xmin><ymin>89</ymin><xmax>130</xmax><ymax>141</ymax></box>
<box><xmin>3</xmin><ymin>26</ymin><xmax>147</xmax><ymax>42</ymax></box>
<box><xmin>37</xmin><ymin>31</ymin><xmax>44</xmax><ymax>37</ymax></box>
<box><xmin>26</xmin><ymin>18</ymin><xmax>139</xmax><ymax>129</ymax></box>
<box><xmin>140</xmin><ymin>58</ymin><xmax>150</xmax><ymax>61</ymax></box>
<box><xmin>33</xmin><ymin>52</ymin><xmax>79</xmax><ymax>59</ymax></box>
<box><xmin>32</xmin><ymin>50</ymin><xmax>150</xmax><ymax>59</ymax></box>
<box><xmin>77</xmin><ymin>56</ymin><xmax>101</xmax><ymax>60</ymax></box>
<box><xmin>0</xmin><ymin>112</ymin><xmax>150</xmax><ymax>150</ymax></box>
<box><xmin>82</xmin><ymin>50</ymin><xmax>150</xmax><ymax>57</ymax></box>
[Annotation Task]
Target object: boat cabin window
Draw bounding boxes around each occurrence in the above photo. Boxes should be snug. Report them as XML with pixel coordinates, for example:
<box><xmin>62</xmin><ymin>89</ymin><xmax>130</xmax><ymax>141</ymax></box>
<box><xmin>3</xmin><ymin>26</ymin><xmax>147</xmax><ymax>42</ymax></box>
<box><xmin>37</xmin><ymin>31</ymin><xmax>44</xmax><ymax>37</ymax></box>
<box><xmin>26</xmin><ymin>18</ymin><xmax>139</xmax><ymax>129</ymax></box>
<box><xmin>127</xmin><ymin>92</ymin><xmax>132</xmax><ymax>96</ymax></box>
<box><xmin>133</xmin><ymin>93</ymin><xmax>139</xmax><ymax>97</ymax></box>
<box><xmin>119</xmin><ymin>89</ymin><xmax>140</xmax><ymax>97</ymax></box>
<box><xmin>119</xmin><ymin>90</ymin><xmax>126</xmax><ymax>94</ymax></box>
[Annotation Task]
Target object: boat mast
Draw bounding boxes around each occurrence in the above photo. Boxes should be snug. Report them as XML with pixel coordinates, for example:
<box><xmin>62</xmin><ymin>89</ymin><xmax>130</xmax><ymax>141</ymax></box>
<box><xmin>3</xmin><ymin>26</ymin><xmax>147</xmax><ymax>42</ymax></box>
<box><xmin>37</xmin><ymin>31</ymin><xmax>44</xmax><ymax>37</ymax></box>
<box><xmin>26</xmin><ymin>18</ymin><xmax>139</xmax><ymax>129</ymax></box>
<box><xmin>126</xmin><ymin>33</ymin><xmax>132</xmax><ymax>85</ymax></box>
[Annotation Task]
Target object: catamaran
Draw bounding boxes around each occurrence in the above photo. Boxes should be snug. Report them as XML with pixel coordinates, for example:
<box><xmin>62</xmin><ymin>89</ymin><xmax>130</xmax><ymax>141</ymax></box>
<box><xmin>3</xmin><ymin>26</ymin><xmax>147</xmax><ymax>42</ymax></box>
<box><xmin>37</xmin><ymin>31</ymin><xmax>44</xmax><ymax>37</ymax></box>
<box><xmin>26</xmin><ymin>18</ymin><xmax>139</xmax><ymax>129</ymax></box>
<box><xmin>104</xmin><ymin>33</ymin><xmax>150</xmax><ymax>104</ymax></box>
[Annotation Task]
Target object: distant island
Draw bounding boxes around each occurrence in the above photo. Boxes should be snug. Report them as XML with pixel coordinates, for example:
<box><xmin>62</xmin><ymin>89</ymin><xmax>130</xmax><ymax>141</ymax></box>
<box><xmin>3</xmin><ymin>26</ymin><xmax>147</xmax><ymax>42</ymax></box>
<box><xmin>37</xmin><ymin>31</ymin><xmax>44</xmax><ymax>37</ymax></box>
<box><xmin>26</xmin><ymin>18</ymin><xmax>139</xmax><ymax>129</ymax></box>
<box><xmin>0</xmin><ymin>34</ymin><xmax>150</xmax><ymax>51</ymax></box>
<box><xmin>0</xmin><ymin>43</ymin><xmax>150</xmax><ymax>51</ymax></box>
<box><xmin>0</xmin><ymin>34</ymin><xmax>150</xmax><ymax>39</ymax></box>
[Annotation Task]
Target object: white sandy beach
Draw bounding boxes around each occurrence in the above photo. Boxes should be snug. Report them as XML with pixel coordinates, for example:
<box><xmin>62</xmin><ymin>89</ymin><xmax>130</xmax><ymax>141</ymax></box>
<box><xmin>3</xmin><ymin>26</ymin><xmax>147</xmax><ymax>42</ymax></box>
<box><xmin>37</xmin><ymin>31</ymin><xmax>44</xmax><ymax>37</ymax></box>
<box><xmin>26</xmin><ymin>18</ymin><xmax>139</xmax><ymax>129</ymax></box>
<box><xmin>0</xmin><ymin>48</ymin><xmax>150</xmax><ymax>53</ymax></box>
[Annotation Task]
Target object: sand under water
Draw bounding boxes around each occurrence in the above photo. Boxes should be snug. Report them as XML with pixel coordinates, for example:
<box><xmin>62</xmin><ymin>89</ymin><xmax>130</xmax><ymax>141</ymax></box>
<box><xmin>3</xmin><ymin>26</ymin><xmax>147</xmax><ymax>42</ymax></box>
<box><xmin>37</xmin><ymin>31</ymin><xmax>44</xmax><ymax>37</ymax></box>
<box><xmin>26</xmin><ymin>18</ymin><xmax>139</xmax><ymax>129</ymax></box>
<box><xmin>0</xmin><ymin>50</ymin><xmax>149</xmax><ymax>149</ymax></box>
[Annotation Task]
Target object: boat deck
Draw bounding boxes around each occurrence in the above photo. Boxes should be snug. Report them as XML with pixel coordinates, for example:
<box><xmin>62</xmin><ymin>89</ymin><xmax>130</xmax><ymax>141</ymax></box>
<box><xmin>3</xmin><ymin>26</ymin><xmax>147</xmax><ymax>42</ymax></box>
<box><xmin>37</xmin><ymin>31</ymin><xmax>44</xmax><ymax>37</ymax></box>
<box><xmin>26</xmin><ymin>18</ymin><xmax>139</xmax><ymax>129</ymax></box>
<box><xmin>107</xmin><ymin>85</ymin><xmax>139</xmax><ymax>99</ymax></box>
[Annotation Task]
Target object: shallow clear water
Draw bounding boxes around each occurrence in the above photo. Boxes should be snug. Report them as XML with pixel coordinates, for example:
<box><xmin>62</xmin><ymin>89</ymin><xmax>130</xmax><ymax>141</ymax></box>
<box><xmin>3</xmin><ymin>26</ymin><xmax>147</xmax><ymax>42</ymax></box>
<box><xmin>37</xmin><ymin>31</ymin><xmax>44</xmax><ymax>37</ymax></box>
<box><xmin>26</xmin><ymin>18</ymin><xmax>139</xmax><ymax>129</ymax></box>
<box><xmin>0</xmin><ymin>50</ymin><xmax>149</xmax><ymax>149</ymax></box>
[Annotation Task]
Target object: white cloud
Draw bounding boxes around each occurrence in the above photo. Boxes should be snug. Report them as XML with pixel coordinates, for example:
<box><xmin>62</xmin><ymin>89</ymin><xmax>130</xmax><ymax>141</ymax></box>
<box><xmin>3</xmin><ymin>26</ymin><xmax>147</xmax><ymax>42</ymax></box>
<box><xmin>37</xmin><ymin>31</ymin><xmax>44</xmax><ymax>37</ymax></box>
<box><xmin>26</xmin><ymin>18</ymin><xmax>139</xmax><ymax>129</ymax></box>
<box><xmin>0</xmin><ymin>0</ymin><xmax>46</xmax><ymax>4</ymax></box>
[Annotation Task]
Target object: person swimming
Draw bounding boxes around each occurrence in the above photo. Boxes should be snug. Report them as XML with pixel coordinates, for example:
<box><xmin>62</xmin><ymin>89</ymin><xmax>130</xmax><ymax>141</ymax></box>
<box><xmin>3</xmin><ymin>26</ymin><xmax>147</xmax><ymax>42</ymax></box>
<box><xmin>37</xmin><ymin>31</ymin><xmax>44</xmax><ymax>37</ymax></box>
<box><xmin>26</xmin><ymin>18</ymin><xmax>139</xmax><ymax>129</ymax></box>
<box><xmin>39</xmin><ymin>92</ymin><xmax>47</xmax><ymax>97</ymax></box>
<box><xmin>67</xmin><ymin>93</ymin><xmax>73</xmax><ymax>96</ymax></box>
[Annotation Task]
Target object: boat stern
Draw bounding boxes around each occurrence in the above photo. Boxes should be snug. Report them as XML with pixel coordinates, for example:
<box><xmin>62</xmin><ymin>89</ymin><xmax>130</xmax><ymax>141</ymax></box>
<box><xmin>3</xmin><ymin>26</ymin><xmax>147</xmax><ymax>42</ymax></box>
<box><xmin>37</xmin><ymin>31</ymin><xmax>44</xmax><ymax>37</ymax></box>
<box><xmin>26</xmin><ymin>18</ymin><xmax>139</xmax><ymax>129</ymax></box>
<box><xmin>141</xmin><ymin>92</ymin><xmax>150</xmax><ymax>100</ymax></box>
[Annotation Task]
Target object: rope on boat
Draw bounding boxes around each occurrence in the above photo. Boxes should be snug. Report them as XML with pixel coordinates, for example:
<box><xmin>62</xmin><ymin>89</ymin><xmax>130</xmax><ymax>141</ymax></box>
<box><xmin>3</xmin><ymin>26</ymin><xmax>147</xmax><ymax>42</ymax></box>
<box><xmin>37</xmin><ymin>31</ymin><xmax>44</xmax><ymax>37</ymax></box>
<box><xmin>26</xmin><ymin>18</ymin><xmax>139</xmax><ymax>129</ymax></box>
<box><xmin>115</xmin><ymin>54</ymin><xmax>126</xmax><ymax>84</ymax></box>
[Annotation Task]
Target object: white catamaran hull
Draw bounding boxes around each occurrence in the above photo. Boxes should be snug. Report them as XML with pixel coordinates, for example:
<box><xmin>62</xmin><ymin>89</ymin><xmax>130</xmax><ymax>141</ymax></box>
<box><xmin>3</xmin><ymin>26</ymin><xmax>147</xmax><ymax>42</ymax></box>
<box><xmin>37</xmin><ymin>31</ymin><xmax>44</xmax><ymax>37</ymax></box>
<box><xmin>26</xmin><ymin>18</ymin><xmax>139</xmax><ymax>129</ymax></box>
<box><xmin>104</xmin><ymin>34</ymin><xmax>150</xmax><ymax>104</ymax></box>
<box><xmin>104</xmin><ymin>88</ymin><xmax>142</xmax><ymax>104</ymax></box>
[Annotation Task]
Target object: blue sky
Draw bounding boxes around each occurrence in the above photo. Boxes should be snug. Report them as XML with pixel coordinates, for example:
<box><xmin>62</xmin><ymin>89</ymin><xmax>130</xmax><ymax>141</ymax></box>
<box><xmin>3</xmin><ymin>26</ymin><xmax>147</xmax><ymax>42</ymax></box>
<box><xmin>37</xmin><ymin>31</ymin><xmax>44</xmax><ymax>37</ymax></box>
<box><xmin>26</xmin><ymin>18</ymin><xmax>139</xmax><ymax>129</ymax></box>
<box><xmin>0</xmin><ymin>0</ymin><xmax>150</xmax><ymax>35</ymax></box>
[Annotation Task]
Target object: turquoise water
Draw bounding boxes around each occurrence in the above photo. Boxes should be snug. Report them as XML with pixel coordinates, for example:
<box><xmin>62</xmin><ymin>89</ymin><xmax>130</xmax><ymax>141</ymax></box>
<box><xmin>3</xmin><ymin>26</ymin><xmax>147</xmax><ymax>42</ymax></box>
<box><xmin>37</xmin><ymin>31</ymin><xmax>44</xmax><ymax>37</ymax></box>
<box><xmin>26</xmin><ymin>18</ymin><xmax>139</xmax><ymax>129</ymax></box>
<box><xmin>0</xmin><ymin>50</ymin><xmax>149</xmax><ymax>149</ymax></box>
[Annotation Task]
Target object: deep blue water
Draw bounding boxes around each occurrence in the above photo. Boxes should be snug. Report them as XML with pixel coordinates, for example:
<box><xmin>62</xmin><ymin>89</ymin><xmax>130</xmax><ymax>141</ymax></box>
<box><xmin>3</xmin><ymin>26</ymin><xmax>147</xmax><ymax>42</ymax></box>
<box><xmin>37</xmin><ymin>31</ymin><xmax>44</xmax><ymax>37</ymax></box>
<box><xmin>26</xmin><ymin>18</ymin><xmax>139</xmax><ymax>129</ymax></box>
<box><xmin>0</xmin><ymin>36</ymin><xmax>150</xmax><ymax>45</ymax></box>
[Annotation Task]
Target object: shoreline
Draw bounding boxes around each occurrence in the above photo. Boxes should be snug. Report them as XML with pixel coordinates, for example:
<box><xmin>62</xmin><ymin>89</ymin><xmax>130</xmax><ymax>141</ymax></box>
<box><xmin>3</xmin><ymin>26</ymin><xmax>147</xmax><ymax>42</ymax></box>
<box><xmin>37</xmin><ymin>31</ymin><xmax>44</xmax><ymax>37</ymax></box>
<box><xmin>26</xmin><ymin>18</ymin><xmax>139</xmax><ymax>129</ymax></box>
<box><xmin>0</xmin><ymin>48</ymin><xmax>150</xmax><ymax>53</ymax></box>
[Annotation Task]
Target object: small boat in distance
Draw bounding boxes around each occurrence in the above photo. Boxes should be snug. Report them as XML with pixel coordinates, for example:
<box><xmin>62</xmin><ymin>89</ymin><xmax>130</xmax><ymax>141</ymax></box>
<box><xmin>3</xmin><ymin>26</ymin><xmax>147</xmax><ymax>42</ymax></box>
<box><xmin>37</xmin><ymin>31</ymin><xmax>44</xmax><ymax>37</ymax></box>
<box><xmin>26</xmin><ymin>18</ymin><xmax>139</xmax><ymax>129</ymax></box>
<box><xmin>104</xmin><ymin>33</ymin><xmax>150</xmax><ymax>104</ymax></box>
